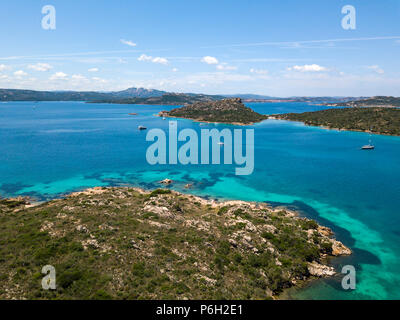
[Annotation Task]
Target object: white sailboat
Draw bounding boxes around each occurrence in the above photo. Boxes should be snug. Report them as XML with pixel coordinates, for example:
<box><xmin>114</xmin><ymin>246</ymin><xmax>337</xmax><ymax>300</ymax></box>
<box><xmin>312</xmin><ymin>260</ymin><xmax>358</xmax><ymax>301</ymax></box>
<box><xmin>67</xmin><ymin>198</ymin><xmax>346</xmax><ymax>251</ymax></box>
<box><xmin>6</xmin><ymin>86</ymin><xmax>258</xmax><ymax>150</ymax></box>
<box><xmin>361</xmin><ymin>127</ymin><xmax>375</xmax><ymax>150</ymax></box>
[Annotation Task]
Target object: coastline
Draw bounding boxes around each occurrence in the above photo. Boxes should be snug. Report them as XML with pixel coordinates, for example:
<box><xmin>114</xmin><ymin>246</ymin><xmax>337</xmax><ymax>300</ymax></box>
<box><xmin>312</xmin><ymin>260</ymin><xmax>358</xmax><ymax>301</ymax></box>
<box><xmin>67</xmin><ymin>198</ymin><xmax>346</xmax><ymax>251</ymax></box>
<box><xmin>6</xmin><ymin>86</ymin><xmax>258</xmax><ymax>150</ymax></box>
<box><xmin>270</xmin><ymin>116</ymin><xmax>400</xmax><ymax>137</ymax></box>
<box><xmin>1</xmin><ymin>186</ymin><xmax>351</xmax><ymax>299</ymax></box>
<box><xmin>157</xmin><ymin>112</ymin><xmax>262</xmax><ymax>126</ymax></box>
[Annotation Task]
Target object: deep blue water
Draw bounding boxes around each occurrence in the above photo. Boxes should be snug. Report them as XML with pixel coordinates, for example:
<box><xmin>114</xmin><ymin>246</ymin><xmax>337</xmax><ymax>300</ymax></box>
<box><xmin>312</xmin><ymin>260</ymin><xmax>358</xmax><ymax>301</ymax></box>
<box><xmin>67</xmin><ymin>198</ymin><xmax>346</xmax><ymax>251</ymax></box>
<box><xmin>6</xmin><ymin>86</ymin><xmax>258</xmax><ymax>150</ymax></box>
<box><xmin>1</xmin><ymin>101</ymin><xmax>400</xmax><ymax>299</ymax></box>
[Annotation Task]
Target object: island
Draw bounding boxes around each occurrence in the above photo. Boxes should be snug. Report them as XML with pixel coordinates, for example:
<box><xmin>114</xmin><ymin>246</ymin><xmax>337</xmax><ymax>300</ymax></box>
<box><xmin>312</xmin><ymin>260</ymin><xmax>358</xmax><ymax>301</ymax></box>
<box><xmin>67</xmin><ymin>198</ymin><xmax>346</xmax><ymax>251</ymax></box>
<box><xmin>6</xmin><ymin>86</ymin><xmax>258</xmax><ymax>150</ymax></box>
<box><xmin>0</xmin><ymin>187</ymin><xmax>350</xmax><ymax>300</ymax></box>
<box><xmin>159</xmin><ymin>98</ymin><xmax>268</xmax><ymax>125</ymax></box>
<box><xmin>274</xmin><ymin>107</ymin><xmax>400</xmax><ymax>136</ymax></box>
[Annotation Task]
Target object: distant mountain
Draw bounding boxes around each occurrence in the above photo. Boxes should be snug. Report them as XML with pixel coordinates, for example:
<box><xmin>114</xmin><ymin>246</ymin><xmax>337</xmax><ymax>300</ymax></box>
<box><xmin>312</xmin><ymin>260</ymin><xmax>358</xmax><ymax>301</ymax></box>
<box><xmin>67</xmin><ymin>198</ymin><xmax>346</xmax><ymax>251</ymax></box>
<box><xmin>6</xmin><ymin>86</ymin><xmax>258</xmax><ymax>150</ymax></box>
<box><xmin>322</xmin><ymin>96</ymin><xmax>400</xmax><ymax>107</ymax></box>
<box><xmin>94</xmin><ymin>93</ymin><xmax>226</xmax><ymax>105</ymax></box>
<box><xmin>0</xmin><ymin>89</ymin><xmax>112</xmax><ymax>101</ymax></box>
<box><xmin>0</xmin><ymin>87</ymin><xmax>223</xmax><ymax>103</ymax></box>
<box><xmin>225</xmin><ymin>94</ymin><xmax>275</xmax><ymax>100</ymax></box>
<box><xmin>0</xmin><ymin>87</ymin><xmax>371</xmax><ymax>105</ymax></box>
<box><xmin>111</xmin><ymin>87</ymin><xmax>167</xmax><ymax>98</ymax></box>
<box><xmin>0</xmin><ymin>87</ymin><xmax>169</xmax><ymax>101</ymax></box>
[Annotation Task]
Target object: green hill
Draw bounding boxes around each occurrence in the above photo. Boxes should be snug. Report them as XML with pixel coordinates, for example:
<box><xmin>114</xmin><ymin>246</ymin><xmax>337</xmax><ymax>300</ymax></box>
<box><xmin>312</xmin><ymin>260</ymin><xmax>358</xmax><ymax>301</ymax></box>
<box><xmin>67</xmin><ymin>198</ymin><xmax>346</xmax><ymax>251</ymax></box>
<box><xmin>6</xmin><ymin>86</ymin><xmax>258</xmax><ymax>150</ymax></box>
<box><xmin>0</xmin><ymin>187</ymin><xmax>349</xmax><ymax>299</ymax></box>
<box><xmin>275</xmin><ymin>107</ymin><xmax>400</xmax><ymax>136</ymax></box>
<box><xmin>161</xmin><ymin>98</ymin><xmax>268</xmax><ymax>124</ymax></box>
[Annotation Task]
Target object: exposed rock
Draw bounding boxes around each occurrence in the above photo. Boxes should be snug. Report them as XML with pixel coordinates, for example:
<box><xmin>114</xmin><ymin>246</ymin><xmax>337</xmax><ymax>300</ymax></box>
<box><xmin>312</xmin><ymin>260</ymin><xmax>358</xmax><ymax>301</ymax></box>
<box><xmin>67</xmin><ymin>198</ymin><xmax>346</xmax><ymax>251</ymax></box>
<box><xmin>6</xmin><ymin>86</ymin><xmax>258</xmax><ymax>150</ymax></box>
<box><xmin>76</xmin><ymin>224</ymin><xmax>89</xmax><ymax>233</ymax></box>
<box><xmin>130</xmin><ymin>240</ymin><xmax>141</xmax><ymax>250</ymax></box>
<box><xmin>196</xmin><ymin>274</ymin><xmax>217</xmax><ymax>285</ymax></box>
<box><xmin>318</xmin><ymin>226</ymin><xmax>333</xmax><ymax>237</ymax></box>
<box><xmin>308</xmin><ymin>261</ymin><xmax>336</xmax><ymax>277</ymax></box>
<box><xmin>331</xmin><ymin>240</ymin><xmax>352</xmax><ymax>256</ymax></box>
<box><xmin>81</xmin><ymin>239</ymin><xmax>100</xmax><ymax>250</ymax></box>
<box><xmin>143</xmin><ymin>204</ymin><xmax>173</xmax><ymax>218</ymax></box>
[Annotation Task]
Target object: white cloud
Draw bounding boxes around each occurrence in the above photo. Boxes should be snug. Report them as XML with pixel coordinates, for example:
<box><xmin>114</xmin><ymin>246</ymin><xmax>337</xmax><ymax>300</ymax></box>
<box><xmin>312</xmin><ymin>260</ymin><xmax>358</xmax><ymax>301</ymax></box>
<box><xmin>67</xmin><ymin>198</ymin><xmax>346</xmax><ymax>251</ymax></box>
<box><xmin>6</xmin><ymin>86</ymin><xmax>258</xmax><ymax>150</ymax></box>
<box><xmin>172</xmin><ymin>68</ymin><xmax>179</xmax><ymax>72</ymax></box>
<box><xmin>250</xmin><ymin>68</ymin><xmax>268</xmax><ymax>75</ymax></box>
<box><xmin>152</xmin><ymin>57</ymin><xmax>169</xmax><ymax>65</ymax></box>
<box><xmin>216</xmin><ymin>63</ymin><xmax>237</xmax><ymax>71</ymax></box>
<box><xmin>201</xmin><ymin>56</ymin><xmax>219</xmax><ymax>65</ymax></box>
<box><xmin>0</xmin><ymin>64</ymin><xmax>9</xmax><ymax>72</ymax></box>
<box><xmin>71</xmin><ymin>74</ymin><xmax>87</xmax><ymax>80</ymax></box>
<box><xmin>14</xmin><ymin>70</ymin><xmax>28</xmax><ymax>77</ymax></box>
<box><xmin>120</xmin><ymin>39</ymin><xmax>137</xmax><ymax>47</ymax></box>
<box><xmin>138</xmin><ymin>54</ymin><xmax>152</xmax><ymax>62</ymax></box>
<box><xmin>88</xmin><ymin>67</ymin><xmax>99</xmax><ymax>72</ymax></box>
<box><xmin>92</xmin><ymin>77</ymin><xmax>107</xmax><ymax>83</ymax></box>
<box><xmin>50</xmin><ymin>72</ymin><xmax>68</xmax><ymax>80</ymax></box>
<box><xmin>138</xmin><ymin>54</ymin><xmax>169</xmax><ymax>65</ymax></box>
<box><xmin>28</xmin><ymin>63</ymin><xmax>52</xmax><ymax>72</ymax></box>
<box><xmin>367</xmin><ymin>65</ymin><xmax>384</xmax><ymax>74</ymax></box>
<box><xmin>287</xmin><ymin>64</ymin><xmax>328</xmax><ymax>72</ymax></box>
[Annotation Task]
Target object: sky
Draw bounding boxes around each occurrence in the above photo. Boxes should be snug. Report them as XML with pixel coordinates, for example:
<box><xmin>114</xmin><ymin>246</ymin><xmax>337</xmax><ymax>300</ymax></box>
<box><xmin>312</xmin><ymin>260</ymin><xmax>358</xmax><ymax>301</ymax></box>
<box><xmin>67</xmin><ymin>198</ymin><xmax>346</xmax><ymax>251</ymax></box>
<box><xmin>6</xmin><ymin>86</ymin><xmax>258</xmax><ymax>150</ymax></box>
<box><xmin>0</xmin><ymin>0</ymin><xmax>399</xmax><ymax>97</ymax></box>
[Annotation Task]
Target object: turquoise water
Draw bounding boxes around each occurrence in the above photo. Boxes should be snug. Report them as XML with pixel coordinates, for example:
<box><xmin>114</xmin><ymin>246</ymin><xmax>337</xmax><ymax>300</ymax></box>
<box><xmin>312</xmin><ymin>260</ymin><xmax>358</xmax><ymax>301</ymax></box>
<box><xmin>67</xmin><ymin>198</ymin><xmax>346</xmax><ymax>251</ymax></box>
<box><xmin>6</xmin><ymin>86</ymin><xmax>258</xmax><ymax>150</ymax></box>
<box><xmin>1</xmin><ymin>101</ymin><xmax>400</xmax><ymax>299</ymax></box>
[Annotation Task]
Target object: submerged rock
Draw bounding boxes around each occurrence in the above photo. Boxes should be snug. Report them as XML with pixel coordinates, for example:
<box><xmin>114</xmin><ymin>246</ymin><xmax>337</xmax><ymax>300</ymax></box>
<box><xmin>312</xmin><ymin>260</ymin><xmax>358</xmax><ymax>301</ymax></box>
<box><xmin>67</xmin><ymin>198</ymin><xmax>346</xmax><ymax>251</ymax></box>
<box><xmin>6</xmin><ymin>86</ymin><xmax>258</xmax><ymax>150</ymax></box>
<box><xmin>160</xmin><ymin>179</ymin><xmax>173</xmax><ymax>185</ymax></box>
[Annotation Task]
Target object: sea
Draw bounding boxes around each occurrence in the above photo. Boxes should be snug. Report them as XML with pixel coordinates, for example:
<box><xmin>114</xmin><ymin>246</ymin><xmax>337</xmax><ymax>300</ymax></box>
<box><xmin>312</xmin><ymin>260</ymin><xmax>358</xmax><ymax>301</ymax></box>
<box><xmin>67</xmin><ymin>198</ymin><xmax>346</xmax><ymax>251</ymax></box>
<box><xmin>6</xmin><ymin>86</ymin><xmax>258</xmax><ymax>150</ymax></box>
<box><xmin>1</xmin><ymin>101</ymin><xmax>400</xmax><ymax>300</ymax></box>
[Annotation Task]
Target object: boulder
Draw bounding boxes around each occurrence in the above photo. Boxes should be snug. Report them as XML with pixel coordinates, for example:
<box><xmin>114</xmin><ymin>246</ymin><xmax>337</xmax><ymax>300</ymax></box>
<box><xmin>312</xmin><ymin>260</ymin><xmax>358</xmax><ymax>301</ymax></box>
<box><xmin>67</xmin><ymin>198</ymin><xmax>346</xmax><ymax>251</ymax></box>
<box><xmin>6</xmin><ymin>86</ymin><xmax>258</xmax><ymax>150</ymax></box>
<box><xmin>331</xmin><ymin>240</ymin><xmax>352</xmax><ymax>256</ymax></box>
<box><xmin>307</xmin><ymin>261</ymin><xmax>336</xmax><ymax>277</ymax></box>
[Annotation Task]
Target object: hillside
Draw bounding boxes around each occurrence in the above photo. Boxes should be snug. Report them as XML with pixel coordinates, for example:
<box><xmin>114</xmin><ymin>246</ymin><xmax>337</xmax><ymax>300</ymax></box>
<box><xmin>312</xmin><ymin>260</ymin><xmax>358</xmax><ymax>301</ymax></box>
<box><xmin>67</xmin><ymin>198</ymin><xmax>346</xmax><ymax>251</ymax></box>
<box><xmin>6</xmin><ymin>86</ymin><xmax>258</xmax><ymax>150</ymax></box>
<box><xmin>0</xmin><ymin>88</ymin><xmax>224</xmax><ymax>104</ymax></box>
<box><xmin>0</xmin><ymin>187</ymin><xmax>350</xmax><ymax>300</ymax></box>
<box><xmin>111</xmin><ymin>87</ymin><xmax>167</xmax><ymax>98</ymax></box>
<box><xmin>95</xmin><ymin>93</ymin><xmax>225</xmax><ymax>105</ymax></box>
<box><xmin>160</xmin><ymin>98</ymin><xmax>268</xmax><ymax>124</ymax></box>
<box><xmin>275</xmin><ymin>107</ymin><xmax>400</xmax><ymax>136</ymax></box>
<box><xmin>324</xmin><ymin>96</ymin><xmax>400</xmax><ymax>108</ymax></box>
<box><xmin>0</xmin><ymin>89</ymin><xmax>112</xmax><ymax>101</ymax></box>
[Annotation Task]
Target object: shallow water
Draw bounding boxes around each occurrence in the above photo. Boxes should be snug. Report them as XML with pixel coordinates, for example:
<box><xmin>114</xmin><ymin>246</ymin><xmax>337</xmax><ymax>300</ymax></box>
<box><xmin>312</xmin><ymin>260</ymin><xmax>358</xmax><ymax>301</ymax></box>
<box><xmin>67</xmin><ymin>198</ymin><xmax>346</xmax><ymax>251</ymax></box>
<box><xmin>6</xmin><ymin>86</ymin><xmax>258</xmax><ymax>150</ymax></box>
<box><xmin>1</xmin><ymin>101</ymin><xmax>400</xmax><ymax>299</ymax></box>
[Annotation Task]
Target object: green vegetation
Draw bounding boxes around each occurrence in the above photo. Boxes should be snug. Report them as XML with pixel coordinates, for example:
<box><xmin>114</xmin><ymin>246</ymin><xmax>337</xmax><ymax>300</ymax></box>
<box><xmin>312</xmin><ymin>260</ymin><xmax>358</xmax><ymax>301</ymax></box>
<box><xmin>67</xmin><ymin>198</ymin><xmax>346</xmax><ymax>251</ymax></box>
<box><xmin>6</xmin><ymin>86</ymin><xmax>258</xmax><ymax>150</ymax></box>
<box><xmin>162</xmin><ymin>98</ymin><xmax>268</xmax><ymax>124</ymax></box>
<box><xmin>0</xmin><ymin>88</ymin><xmax>223</xmax><ymax>104</ymax></box>
<box><xmin>324</xmin><ymin>96</ymin><xmax>400</xmax><ymax>108</ymax></box>
<box><xmin>95</xmin><ymin>93</ymin><xmax>225</xmax><ymax>105</ymax></box>
<box><xmin>276</xmin><ymin>107</ymin><xmax>400</xmax><ymax>136</ymax></box>
<box><xmin>0</xmin><ymin>187</ymin><xmax>347</xmax><ymax>299</ymax></box>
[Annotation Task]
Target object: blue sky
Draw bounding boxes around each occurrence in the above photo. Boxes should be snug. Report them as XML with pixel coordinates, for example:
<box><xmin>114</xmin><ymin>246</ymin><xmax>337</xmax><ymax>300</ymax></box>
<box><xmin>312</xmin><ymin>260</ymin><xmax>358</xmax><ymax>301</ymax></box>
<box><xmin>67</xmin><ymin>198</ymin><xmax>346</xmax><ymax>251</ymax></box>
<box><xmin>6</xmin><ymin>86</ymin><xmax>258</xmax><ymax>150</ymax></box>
<box><xmin>0</xmin><ymin>0</ymin><xmax>399</xmax><ymax>96</ymax></box>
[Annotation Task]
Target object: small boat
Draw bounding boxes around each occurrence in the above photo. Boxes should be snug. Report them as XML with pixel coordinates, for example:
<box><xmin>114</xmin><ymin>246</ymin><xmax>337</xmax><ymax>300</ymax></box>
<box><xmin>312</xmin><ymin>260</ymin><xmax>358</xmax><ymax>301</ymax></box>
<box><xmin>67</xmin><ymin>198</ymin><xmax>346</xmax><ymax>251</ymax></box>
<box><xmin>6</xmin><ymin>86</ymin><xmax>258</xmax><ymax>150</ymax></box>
<box><xmin>163</xmin><ymin>117</ymin><xmax>166</xmax><ymax>120</ymax></box>
<box><xmin>361</xmin><ymin>128</ymin><xmax>375</xmax><ymax>150</ymax></box>
<box><xmin>138</xmin><ymin>125</ymin><xmax>147</xmax><ymax>130</ymax></box>
<box><xmin>361</xmin><ymin>144</ymin><xmax>375</xmax><ymax>150</ymax></box>
<box><xmin>217</xmin><ymin>142</ymin><xmax>224</xmax><ymax>145</ymax></box>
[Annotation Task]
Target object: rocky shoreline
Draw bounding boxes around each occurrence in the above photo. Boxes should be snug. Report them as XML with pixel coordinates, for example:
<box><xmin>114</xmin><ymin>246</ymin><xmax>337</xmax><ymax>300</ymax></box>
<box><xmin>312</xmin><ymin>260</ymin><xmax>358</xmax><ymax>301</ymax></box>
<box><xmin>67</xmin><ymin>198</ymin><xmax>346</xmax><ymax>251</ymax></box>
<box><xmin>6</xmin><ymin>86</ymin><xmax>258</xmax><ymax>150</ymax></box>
<box><xmin>0</xmin><ymin>187</ymin><xmax>351</xmax><ymax>299</ymax></box>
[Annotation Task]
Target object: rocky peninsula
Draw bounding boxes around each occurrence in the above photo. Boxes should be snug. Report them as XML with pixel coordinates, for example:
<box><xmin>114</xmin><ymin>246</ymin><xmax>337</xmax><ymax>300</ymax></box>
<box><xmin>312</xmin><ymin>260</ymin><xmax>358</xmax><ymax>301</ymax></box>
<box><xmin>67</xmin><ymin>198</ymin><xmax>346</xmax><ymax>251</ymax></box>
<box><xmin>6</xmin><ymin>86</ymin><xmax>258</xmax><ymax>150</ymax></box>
<box><xmin>274</xmin><ymin>107</ymin><xmax>400</xmax><ymax>136</ymax></box>
<box><xmin>159</xmin><ymin>98</ymin><xmax>268</xmax><ymax>125</ymax></box>
<box><xmin>0</xmin><ymin>187</ymin><xmax>350</xmax><ymax>300</ymax></box>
